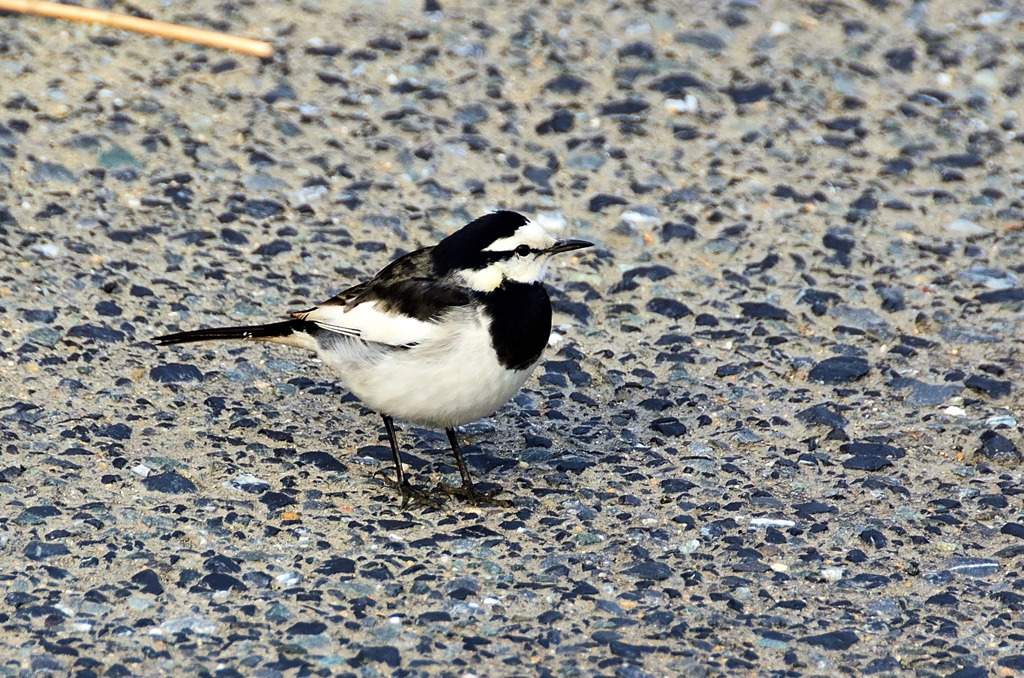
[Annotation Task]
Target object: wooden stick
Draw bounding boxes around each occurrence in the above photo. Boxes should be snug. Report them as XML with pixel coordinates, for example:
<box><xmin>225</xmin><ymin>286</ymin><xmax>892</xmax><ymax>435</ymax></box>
<box><xmin>0</xmin><ymin>0</ymin><xmax>274</xmax><ymax>58</ymax></box>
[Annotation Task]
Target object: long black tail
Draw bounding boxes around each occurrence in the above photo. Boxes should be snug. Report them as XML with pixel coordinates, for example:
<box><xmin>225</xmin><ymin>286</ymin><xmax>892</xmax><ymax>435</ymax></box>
<box><xmin>155</xmin><ymin>319</ymin><xmax>310</xmax><ymax>346</ymax></box>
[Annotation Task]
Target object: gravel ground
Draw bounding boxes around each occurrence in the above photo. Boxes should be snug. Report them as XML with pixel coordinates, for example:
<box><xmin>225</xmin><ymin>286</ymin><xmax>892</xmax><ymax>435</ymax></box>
<box><xmin>3</xmin><ymin>0</ymin><xmax>1024</xmax><ymax>676</ymax></box>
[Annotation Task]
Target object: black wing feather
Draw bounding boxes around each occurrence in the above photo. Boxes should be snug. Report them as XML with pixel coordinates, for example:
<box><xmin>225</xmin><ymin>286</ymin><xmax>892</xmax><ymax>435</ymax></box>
<box><xmin>312</xmin><ymin>247</ymin><xmax>471</xmax><ymax>322</ymax></box>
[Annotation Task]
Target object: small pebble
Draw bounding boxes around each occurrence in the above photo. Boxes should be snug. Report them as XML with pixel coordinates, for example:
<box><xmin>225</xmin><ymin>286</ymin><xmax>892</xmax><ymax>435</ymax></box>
<box><xmin>275</xmin><ymin>571</ymin><xmax>303</xmax><ymax>586</ymax></box>
<box><xmin>944</xmin><ymin>218</ymin><xmax>985</xmax><ymax>234</ymax></box>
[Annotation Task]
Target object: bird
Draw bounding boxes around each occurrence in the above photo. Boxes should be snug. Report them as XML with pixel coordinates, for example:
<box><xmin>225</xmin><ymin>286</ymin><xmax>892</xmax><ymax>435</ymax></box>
<box><xmin>154</xmin><ymin>211</ymin><xmax>592</xmax><ymax>507</ymax></box>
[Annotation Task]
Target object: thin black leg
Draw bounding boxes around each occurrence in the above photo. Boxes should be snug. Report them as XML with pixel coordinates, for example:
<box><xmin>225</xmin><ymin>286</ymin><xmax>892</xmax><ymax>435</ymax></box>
<box><xmin>382</xmin><ymin>415</ymin><xmax>405</xmax><ymax>488</ymax></box>
<box><xmin>379</xmin><ymin>415</ymin><xmax>439</xmax><ymax>509</ymax></box>
<box><xmin>446</xmin><ymin>427</ymin><xmax>475</xmax><ymax>489</ymax></box>
<box><xmin>442</xmin><ymin>427</ymin><xmax>512</xmax><ymax>507</ymax></box>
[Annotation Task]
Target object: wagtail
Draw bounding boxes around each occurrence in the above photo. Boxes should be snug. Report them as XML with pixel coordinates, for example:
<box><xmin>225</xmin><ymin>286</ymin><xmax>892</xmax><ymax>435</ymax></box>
<box><xmin>155</xmin><ymin>211</ymin><xmax>592</xmax><ymax>506</ymax></box>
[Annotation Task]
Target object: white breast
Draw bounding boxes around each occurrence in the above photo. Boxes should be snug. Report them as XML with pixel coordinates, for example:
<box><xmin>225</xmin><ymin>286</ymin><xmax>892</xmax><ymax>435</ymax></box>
<box><xmin>313</xmin><ymin>305</ymin><xmax>539</xmax><ymax>428</ymax></box>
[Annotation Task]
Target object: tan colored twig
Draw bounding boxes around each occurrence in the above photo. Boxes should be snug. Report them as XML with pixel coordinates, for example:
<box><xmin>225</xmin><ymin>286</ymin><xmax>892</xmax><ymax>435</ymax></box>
<box><xmin>0</xmin><ymin>0</ymin><xmax>273</xmax><ymax>58</ymax></box>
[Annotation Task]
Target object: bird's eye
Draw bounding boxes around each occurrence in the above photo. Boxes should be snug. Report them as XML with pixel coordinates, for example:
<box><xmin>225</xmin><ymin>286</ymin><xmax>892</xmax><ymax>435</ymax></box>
<box><xmin>514</xmin><ymin>244</ymin><xmax>531</xmax><ymax>257</ymax></box>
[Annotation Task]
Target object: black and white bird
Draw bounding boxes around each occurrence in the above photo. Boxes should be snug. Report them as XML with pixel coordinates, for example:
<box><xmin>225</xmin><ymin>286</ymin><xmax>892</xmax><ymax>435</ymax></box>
<box><xmin>155</xmin><ymin>211</ymin><xmax>591</xmax><ymax>506</ymax></box>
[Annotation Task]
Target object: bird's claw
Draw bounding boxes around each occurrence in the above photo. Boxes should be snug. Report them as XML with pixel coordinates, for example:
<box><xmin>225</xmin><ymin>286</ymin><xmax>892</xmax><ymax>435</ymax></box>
<box><xmin>376</xmin><ymin>470</ymin><xmax>442</xmax><ymax>509</ymax></box>
<box><xmin>439</xmin><ymin>481</ymin><xmax>513</xmax><ymax>507</ymax></box>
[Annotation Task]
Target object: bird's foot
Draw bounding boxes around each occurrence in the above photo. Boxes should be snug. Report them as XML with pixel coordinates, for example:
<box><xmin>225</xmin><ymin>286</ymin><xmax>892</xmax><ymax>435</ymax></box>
<box><xmin>439</xmin><ymin>481</ymin><xmax>513</xmax><ymax>507</ymax></box>
<box><xmin>376</xmin><ymin>471</ymin><xmax>442</xmax><ymax>509</ymax></box>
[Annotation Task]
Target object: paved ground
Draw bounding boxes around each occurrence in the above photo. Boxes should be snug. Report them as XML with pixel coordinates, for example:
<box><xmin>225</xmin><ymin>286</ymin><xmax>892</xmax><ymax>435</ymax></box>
<box><xmin>2</xmin><ymin>0</ymin><xmax>1024</xmax><ymax>676</ymax></box>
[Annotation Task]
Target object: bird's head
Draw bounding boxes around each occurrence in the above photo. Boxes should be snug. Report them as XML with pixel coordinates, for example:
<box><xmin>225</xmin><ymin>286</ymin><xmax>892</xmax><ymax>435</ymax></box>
<box><xmin>432</xmin><ymin>211</ymin><xmax>592</xmax><ymax>291</ymax></box>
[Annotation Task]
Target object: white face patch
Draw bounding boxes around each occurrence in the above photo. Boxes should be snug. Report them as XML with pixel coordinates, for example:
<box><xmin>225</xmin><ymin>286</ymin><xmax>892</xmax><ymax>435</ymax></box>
<box><xmin>457</xmin><ymin>217</ymin><xmax>572</xmax><ymax>289</ymax></box>
<box><xmin>483</xmin><ymin>220</ymin><xmax>557</xmax><ymax>253</ymax></box>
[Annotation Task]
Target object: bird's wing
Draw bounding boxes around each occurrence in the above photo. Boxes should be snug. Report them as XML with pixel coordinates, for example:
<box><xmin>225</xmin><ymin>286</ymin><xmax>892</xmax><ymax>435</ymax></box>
<box><xmin>292</xmin><ymin>247</ymin><xmax>472</xmax><ymax>347</ymax></box>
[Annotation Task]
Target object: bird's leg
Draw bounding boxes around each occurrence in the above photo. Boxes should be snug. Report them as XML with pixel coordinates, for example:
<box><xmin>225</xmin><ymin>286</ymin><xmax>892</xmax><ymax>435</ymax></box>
<box><xmin>382</xmin><ymin>415</ymin><xmax>406</xmax><ymax>488</ymax></box>
<box><xmin>440</xmin><ymin>427</ymin><xmax>513</xmax><ymax>507</ymax></box>
<box><xmin>377</xmin><ymin>415</ymin><xmax>439</xmax><ymax>508</ymax></box>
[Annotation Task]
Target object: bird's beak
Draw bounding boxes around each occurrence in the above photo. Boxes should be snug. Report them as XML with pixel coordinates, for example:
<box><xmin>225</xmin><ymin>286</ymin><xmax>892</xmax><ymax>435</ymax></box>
<box><xmin>547</xmin><ymin>239</ymin><xmax>593</xmax><ymax>254</ymax></box>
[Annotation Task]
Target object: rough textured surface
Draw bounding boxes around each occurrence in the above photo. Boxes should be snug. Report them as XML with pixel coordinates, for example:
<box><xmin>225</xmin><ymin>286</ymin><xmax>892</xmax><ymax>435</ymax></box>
<box><xmin>2</xmin><ymin>0</ymin><xmax>1024</xmax><ymax>676</ymax></box>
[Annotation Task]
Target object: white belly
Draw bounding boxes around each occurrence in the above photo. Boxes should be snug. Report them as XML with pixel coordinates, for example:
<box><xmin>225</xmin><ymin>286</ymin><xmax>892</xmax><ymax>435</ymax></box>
<box><xmin>313</xmin><ymin>306</ymin><xmax>539</xmax><ymax>428</ymax></box>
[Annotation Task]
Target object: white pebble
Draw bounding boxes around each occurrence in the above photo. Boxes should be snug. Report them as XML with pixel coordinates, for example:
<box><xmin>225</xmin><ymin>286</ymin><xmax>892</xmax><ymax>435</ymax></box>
<box><xmin>944</xmin><ymin>218</ymin><xmax>985</xmax><ymax>234</ymax></box>
<box><xmin>986</xmin><ymin>415</ymin><xmax>1017</xmax><ymax>427</ymax></box>
<box><xmin>664</xmin><ymin>94</ymin><xmax>699</xmax><ymax>114</ymax></box>
<box><xmin>748</xmin><ymin>517</ymin><xmax>796</xmax><ymax>528</ymax></box>
<box><xmin>680</xmin><ymin>539</ymin><xmax>701</xmax><ymax>554</ymax></box>
<box><xmin>770</xmin><ymin>21</ymin><xmax>790</xmax><ymax>36</ymax></box>
<box><xmin>943</xmin><ymin>406</ymin><xmax>966</xmax><ymax>417</ymax></box>
<box><xmin>32</xmin><ymin>244</ymin><xmax>62</xmax><ymax>259</ymax></box>
<box><xmin>978</xmin><ymin>11</ymin><xmax>1007</xmax><ymax>25</ymax></box>
<box><xmin>534</xmin><ymin>211</ymin><xmax>567</xmax><ymax>234</ymax></box>
<box><xmin>973</xmin><ymin>69</ymin><xmax>998</xmax><ymax>90</ymax></box>
<box><xmin>821</xmin><ymin>567</ymin><xmax>845</xmax><ymax>582</ymax></box>
<box><xmin>128</xmin><ymin>596</ymin><xmax>154</xmax><ymax>610</ymax></box>
<box><xmin>131</xmin><ymin>464</ymin><xmax>151</xmax><ymax>478</ymax></box>
<box><xmin>620</xmin><ymin>210</ymin><xmax>660</xmax><ymax>227</ymax></box>
<box><xmin>275</xmin><ymin>571</ymin><xmax>303</xmax><ymax>586</ymax></box>
<box><xmin>290</xmin><ymin>185</ymin><xmax>328</xmax><ymax>205</ymax></box>
<box><xmin>160</xmin><ymin>615</ymin><xmax>218</xmax><ymax>635</ymax></box>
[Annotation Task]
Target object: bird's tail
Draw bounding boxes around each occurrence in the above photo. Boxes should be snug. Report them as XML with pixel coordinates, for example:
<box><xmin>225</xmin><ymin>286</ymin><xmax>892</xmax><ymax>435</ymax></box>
<box><xmin>155</xmin><ymin>319</ymin><xmax>316</xmax><ymax>349</ymax></box>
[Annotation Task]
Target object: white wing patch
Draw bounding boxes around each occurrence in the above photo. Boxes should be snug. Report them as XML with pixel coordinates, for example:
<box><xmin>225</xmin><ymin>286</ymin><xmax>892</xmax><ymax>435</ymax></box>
<box><xmin>298</xmin><ymin>301</ymin><xmax>441</xmax><ymax>347</ymax></box>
